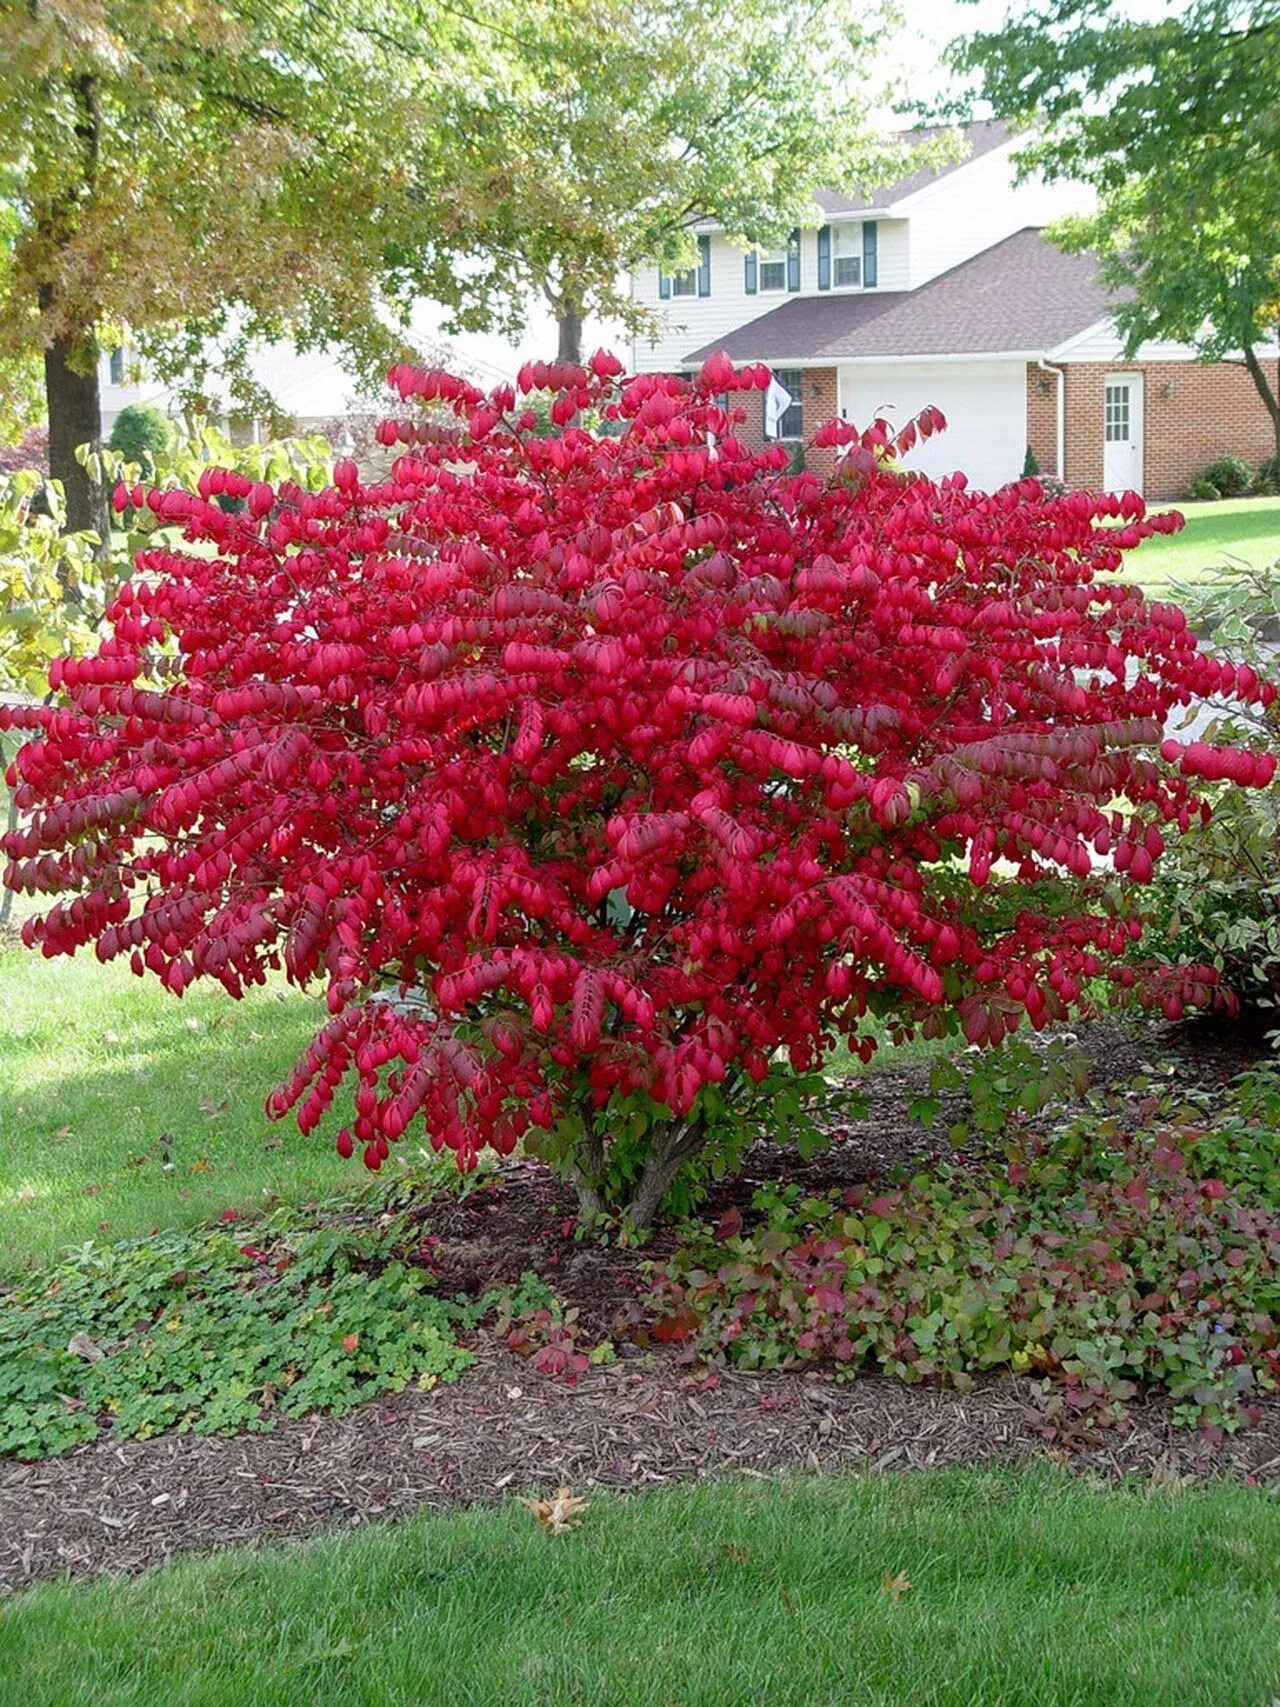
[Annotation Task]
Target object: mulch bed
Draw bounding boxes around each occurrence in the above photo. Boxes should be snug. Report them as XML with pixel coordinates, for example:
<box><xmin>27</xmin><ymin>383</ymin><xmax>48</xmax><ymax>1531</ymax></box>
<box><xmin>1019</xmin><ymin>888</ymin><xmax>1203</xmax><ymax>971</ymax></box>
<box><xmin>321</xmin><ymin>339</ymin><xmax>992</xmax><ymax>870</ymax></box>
<box><xmin>8</xmin><ymin>1360</ymin><xmax>1280</xmax><ymax>1594</ymax></box>
<box><xmin>2</xmin><ymin>1014</ymin><xmax>1274</xmax><ymax>1595</ymax></box>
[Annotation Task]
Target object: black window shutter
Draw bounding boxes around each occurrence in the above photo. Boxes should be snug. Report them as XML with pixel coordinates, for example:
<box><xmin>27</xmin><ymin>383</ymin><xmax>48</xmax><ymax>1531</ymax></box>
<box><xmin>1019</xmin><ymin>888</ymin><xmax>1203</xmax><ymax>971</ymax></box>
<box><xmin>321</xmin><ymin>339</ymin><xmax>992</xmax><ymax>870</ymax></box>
<box><xmin>659</xmin><ymin>271</ymin><xmax>672</xmax><ymax>300</ymax></box>
<box><xmin>817</xmin><ymin>225</ymin><xmax>831</xmax><ymax>291</ymax></box>
<box><xmin>863</xmin><ymin>222</ymin><xmax>878</xmax><ymax>288</ymax></box>
<box><xmin>787</xmin><ymin>228</ymin><xmax>801</xmax><ymax>292</ymax></box>
<box><xmin>744</xmin><ymin>251</ymin><xmax>757</xmax><ymax>294</ymax></box>
<box><xmin>697</xmin><ymin>234</ymin><xmax>711</xmax><ymax>297</ymax></box>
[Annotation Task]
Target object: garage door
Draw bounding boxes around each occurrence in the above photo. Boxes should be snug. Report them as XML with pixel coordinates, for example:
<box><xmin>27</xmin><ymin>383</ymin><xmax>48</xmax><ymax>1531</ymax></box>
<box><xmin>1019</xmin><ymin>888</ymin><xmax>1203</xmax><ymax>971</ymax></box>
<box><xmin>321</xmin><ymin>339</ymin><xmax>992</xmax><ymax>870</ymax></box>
<box><xmin>837</xmin><ymin>360</ymin><xmax>1026</xmax><ymax>492</ymax></box>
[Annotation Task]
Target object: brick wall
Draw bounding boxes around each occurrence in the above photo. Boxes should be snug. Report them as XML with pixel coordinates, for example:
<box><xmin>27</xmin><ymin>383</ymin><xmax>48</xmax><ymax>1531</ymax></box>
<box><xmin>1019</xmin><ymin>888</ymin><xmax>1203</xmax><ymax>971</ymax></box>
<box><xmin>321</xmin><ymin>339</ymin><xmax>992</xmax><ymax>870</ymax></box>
<box><xmin>736</xmin><ymin>366</ymin><xmax>839</xmax><ymax>477</ymax></box>
<box><xmin>1056</xmin><ymin>359</ymin><xmax>1277</xmax><ymax>501</ymax></box>
<box><xmin>1025</xmin><ymin>364</ymin><xmax>1059</xmax><ymax>478</ymax></box>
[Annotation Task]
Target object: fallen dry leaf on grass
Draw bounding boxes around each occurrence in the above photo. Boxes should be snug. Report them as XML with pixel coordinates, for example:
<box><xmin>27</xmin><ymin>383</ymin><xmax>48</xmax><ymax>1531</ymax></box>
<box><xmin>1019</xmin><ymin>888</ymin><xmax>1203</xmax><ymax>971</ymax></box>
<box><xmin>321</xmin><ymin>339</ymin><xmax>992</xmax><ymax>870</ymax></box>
<box><xmin>519</xmin><ymin>1487</ymin><xmax>588</xmax><ymax>1536</ymax></box>
<box><xmin>882</xmin><ymin>1569</ymin><xmax>912</xmax><ymax>1603</ymax></box>
<box><xmin>66</xmin><ymin>1333</ymin><xmax>104</xmax><ymax>1363</ymax></box>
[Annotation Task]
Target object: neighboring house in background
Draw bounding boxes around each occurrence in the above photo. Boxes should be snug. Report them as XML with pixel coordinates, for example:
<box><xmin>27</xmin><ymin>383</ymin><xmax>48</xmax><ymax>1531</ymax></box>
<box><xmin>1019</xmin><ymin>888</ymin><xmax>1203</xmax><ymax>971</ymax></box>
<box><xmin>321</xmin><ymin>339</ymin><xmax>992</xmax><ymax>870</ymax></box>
<box><xmin>95</xmin><ymin>305</ymin><xmax>620</xmax><ymax>448</ymax></box>
<box><xmin>98</xmin><ymin>342</ymin><xmax>386</xmax><ymax>443</ymax></box>
<box><xmin>631</xmin><ymin>122</ymin><xmax>1279</xmax><ymax>500</ymax></box>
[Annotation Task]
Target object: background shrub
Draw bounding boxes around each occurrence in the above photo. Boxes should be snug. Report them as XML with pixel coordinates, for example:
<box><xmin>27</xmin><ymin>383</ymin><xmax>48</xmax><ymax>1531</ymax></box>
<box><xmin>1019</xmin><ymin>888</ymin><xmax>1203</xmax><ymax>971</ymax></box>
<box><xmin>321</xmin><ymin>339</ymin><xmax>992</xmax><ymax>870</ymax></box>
<box><xmin>107</xmin><ymin>403</ymin><xmax>171</xmax><ymax>471</ymax></box>
<box><xmin>1198</xmin><ymin>454</ymin><xmax>1254</xmax><ymax>498</ymax></box>
<box><xmin>1138</xmin><ymin>557</ymin><xmax>1280</xmax><ymax>1013</ymax></box>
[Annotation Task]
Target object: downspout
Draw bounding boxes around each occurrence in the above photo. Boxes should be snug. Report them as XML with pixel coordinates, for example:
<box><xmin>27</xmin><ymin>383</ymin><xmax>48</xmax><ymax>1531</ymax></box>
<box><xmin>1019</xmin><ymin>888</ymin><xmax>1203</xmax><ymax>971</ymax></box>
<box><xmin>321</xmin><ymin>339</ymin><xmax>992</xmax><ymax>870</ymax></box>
<box><xmin>1036</xmin><ymin>357</ymin><xmax>1065</xmax><ymax>482</ymax></box>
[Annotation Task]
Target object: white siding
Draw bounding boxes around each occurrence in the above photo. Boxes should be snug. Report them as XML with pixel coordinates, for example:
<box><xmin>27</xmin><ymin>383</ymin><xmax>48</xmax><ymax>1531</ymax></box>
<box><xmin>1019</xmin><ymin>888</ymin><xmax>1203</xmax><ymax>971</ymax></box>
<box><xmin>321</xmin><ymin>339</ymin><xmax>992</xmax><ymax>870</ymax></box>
<box><xmin>895</xmin><ymin>141</ymin><xmax>1094</xmax><ymax>290</ymax></box>
<box><xmin>1048</xmin><ymin>320</ymin><xmax>1205</xmax><ymax>365</ymax></box>
<box><xmin>863</xmin><ymin>219</ymin><xmax>909</xmax><ymax>292</ymax></box>
<box><xmin>838</xmin><ymin>359</ymin><xmax>1027</xmax><ymax>492</ymax></box>
<box><xmin>631</xmin><ymin>223</ymin><xmax>909</xmax><ymax>373</ymax></box>
<box><xmin>632</xmin><ymin>237</ymin><xmax>757</xmax><ymax>372</ymax></box>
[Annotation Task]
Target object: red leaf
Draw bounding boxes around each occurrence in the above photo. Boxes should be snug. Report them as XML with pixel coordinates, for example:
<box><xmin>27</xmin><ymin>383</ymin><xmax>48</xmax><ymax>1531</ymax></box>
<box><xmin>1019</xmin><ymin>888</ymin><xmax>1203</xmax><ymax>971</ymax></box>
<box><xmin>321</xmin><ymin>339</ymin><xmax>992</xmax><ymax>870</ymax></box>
<box><xmin>651</xmin><ymin>1307</ymin><xmax>700</xmax><ymax>1345</ymax></box>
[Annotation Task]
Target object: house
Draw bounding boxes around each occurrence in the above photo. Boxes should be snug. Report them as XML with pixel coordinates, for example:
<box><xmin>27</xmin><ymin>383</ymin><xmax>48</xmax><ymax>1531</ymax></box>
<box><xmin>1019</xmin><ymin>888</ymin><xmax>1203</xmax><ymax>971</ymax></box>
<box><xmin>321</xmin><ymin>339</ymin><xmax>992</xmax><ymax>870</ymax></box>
<box><xmin>630</xmin><ymin>122</ymin><xmax>1278</xmax><ymax>501</ymax></box>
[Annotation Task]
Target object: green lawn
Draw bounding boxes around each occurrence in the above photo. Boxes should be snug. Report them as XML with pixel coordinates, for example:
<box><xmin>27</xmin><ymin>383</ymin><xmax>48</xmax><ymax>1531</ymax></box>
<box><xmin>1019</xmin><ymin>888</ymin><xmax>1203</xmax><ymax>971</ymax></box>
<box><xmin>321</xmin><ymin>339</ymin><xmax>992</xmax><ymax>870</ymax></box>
<box><xmin>3</xmin><ymin>1470</ymin><xmax>1279</xmax><ymax>1706</ymax></box>
<box><xmin>1132</xmin><ymin>493</ymin><xmax>1280</xmax><ymax>590</ymax></box>
<box><xmin>0</xmin><ymin>943</ymin><xmax>362</xmax><ymax>1268</ymax></box>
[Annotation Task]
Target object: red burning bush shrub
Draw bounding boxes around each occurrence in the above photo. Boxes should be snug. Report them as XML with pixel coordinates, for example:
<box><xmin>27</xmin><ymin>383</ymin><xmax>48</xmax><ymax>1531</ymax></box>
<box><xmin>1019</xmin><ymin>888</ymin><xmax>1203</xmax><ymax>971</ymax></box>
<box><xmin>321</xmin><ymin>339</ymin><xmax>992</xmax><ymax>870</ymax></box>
<box><xmin>3</xmin><ymin>354</ymin><xmax>1274</xmax><ymax>1222</ymax></box>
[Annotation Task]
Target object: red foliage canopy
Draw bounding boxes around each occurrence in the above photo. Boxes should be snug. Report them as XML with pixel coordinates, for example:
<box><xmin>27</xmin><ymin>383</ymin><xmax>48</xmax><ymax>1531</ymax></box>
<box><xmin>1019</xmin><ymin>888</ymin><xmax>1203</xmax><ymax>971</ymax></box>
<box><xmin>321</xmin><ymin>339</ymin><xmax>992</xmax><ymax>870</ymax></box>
<box><xmin>3</xmin><ymin>353</ymin><xmax>1274</xmax><ymax>1177</ymax></box>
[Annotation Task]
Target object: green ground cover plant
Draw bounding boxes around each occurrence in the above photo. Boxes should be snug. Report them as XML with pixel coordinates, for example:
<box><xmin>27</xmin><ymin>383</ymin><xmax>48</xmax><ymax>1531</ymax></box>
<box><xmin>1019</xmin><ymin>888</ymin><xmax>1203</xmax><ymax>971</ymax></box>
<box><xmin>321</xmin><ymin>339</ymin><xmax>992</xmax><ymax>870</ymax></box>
<box><xmin>649</xmin><ymin>1060</ymin><xmax>1280</xmax><ymax>1436</ymax></box>
<box><xmin>0</xmin><ymin>1190</ymin><xmax>551</xmax><ymax>1458</ymax></box>
<box><xmin>2</xmin><ymin>1469</ymin><xmax>1279</xmax><ymax>1706</ymax></box>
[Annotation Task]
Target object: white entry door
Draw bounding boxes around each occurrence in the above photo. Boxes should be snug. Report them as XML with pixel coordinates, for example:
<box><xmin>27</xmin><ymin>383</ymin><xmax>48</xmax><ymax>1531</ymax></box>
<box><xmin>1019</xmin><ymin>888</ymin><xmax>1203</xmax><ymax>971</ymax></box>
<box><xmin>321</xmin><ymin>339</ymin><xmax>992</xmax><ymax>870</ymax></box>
<box><xmin>1103</xmin><ymin>373</ymin><xmax>1144</xmax><ymax>493</ymax></box>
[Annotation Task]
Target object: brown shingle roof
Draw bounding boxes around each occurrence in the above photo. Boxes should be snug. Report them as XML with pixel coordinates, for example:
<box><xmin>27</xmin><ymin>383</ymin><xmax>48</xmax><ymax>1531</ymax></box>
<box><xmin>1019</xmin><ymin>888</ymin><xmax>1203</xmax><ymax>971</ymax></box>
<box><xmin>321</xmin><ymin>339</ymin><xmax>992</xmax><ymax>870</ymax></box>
<box><xmin>684</xmin><ymin>229</ymin><xmax>1117</xmax><ymax>366</ymax></box>
<box><xmin>815</xmin><ymin>120</ymin><xmax>1015</xmax><ymax>215</ymax></box>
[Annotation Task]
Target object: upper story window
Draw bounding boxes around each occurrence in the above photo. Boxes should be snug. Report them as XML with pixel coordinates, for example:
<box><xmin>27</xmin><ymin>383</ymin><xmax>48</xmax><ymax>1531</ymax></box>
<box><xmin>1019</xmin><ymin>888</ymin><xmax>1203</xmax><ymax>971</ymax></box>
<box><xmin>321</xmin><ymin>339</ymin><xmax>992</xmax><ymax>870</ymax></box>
<box><xmin>745</xmin><ymin>230</ymin><xmax>800</xmax><ymax>296</ymax></box>
<box><xmin>659</xmin><ymin>233</ymin><xmax>711</xmax><ymax>302</ymax></box>
<box><xmin>759</xmin><ymin>248</ymin><xmax>788</xmax><ymax>293</ymax></box>
<box><xmin>108</xmin><ymin>346</ymin><xmax>126</xmax><ymax>385</ymax></box>
<box><xmin>818</xmin><ymin>221</ymin><xmax>878</xmax><ymax>292</ymax></box>
<box><xmin>832</xmin><ymin>226</ymin><xmax>862</xmax><ymax>288</ymax></box>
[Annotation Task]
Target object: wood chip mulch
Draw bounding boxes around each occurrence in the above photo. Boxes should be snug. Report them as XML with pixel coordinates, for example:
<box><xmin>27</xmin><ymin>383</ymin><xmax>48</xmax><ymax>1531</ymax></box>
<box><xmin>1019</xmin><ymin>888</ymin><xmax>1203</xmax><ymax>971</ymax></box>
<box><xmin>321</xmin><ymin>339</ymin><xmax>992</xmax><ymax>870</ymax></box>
<box><xmin>3</xmin><ymin>1014</ymin><xmax>1275</xmax><ymax>1594</ymax></box>
<box><xmin>7</xmin><ymin>1356</ymin><xmax>1280</xmax><ymax>1594</ymax></box>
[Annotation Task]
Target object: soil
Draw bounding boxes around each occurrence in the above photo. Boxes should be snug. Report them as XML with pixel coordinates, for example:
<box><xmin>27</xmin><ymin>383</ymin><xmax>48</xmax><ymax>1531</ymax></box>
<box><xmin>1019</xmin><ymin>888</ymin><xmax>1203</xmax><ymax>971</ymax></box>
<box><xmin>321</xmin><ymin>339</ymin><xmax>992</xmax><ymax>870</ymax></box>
<box><xmin>2</xmin><ymin>1014</ymin><xmax>1275</xmax><ymax>1594</ymax></box>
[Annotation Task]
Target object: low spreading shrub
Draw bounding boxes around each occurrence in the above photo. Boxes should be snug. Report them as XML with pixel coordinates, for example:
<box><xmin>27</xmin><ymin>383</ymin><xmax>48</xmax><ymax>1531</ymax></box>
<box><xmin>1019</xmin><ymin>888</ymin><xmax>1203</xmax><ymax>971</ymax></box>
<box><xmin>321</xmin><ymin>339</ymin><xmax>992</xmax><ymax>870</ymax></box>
<box><xmin>1185</xmin><ymin>475</ymin><xmax>1221</xmax><ymax>502</ymax></box>
<box><xmin>649</xmin><ymin>1064</ymin><xmax>1280</xmax><ymax>1434</ymax></box>
<box><xmin>2</xmin><ymin>356</ymin><xmax>1275</xmax><ymax>1225</ymax></box>
<box><xmin>1198</xmin><ymin>454</ymin><xmax>1255</xmax><ymax>499</ymax></box>
<box><xmin>0</xmin><ymin>1202</ymin><xmax>552</xmax><ymax>1459</ymax></box>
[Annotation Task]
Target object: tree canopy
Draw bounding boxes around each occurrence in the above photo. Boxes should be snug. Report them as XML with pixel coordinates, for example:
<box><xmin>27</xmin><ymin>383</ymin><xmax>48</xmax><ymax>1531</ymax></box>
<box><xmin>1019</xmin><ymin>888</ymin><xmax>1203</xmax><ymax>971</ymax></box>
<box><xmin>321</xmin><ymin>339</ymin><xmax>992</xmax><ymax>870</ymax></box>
<box><xmin>949</xmin><ymin>0</ymin><xmax>1280</xmax><ymax>454</ymax></box>
<box><xmin>1</xmin><ymin>0</ymin><xmax>501</xmax><ymax>527</ymax></box>
<box><xmin>2</xmin><ymin>0</ymin><xmax>915</xmax><ymax>532</ymax></box>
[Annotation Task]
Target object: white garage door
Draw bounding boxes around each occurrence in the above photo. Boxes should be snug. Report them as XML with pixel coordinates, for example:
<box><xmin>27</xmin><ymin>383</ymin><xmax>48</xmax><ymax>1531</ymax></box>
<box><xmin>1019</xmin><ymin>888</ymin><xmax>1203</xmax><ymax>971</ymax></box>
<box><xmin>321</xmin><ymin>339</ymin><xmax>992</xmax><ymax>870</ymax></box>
<box><xmin>837</xmin><ymin>360</ymin><xmax>1026</xmax><ymax>493</ymax></box>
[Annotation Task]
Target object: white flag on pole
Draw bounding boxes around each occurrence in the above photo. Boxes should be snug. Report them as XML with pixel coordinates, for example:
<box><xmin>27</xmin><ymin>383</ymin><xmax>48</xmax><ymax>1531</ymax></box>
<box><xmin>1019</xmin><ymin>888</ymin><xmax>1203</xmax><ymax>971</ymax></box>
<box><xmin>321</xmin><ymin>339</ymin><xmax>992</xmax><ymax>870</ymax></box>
<box><xmin>764</xmin><ymin>372</ymin><xmax>794</xmax><ymax>439</ymax></box>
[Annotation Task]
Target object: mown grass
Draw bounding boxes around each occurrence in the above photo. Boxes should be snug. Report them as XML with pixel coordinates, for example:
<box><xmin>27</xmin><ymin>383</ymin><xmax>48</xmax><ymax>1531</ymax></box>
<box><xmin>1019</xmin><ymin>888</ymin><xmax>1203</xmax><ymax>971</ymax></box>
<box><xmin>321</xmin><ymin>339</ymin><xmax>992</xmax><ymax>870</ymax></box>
<box><xmin>1133</xmin><ymin>493</ymin><xmax>1280</xmax><ymax>590</ymax></box>
<box><xmin>0</xmin><ymin>943</ymin><xmax>362</xmax><ymax>1269</ymax></box>
<box><xmin>3</xmin><ymin>1469</ymin><xmax>1279</xmax><ymax>1706</ymax></box>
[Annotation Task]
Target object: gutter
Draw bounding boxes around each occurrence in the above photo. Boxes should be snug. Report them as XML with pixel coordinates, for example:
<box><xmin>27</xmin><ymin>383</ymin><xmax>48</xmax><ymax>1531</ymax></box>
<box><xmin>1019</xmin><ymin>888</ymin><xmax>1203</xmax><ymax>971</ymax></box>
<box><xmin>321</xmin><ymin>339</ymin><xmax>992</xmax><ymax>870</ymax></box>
<box><xmin>1036</xmin><ymin>357</ymin><xmax>1065</xmax><ymax>481</ymax></box>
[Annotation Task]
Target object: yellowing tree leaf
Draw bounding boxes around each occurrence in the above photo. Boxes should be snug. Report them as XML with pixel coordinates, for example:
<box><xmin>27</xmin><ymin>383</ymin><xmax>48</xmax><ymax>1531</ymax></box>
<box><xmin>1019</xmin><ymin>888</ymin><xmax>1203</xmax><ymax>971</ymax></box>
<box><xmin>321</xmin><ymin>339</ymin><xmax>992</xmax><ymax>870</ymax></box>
<box><xmin>518</xmin><ymin>1486</ymin><xmax>588</xmax><ymax>1536</ymax></box>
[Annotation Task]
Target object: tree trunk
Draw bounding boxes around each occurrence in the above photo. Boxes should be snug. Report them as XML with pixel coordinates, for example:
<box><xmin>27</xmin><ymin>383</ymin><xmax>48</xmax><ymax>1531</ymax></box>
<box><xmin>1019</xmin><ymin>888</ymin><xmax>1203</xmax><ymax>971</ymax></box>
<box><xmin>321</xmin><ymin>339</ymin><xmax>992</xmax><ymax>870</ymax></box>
<box><xmin>556</xmin><ymin>305</ymin><xmax>584</xmax><ymax>367</ymax></box>
<box><xmin>43</xmin><ymin>325</ymin><xmax>109</xmax><ymax>542</ymax></box>
<box><xmin>571</xmin><ymin>1117</ymin><xmax>607</xmax><ymax>1222</ymax></box>
<box><xmin>623</xmin><ymin>1118</ymin><xmax>708</xmax><ymax>1230</ymax></box>
<box><xmin>1243</xmin><ymin>343</ymin><xmax>1280</xmax><ymax>468</ymax></box>
<box><xmin>569</xmin><ymin>1112</ymin><xmax>708</xmax><ymax>1230</ymax></box>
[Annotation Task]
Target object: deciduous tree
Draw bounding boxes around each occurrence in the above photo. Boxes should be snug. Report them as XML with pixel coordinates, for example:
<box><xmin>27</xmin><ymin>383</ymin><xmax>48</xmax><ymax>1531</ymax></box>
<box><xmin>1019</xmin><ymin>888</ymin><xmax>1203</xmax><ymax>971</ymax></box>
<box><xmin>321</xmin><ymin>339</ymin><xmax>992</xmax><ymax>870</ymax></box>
<box><xmin>0</xmin><ymin>0</ymin><xmax>496</xmax><ymax>534</ymax></box>
<box><xmin>949</xmin><ymin>0</ymin><xmax>1280</xmax><ymax>460</ymax></box>
<box><xmin>442</xmin><ymin>0</ymin><xmax>912</xmax><ymax>363</ymax></box>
